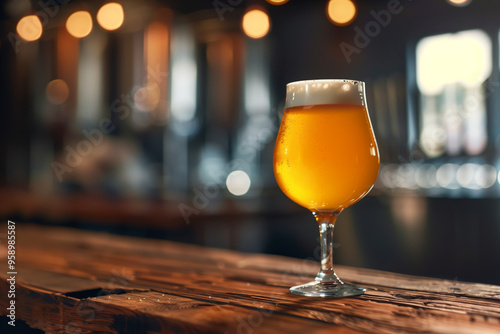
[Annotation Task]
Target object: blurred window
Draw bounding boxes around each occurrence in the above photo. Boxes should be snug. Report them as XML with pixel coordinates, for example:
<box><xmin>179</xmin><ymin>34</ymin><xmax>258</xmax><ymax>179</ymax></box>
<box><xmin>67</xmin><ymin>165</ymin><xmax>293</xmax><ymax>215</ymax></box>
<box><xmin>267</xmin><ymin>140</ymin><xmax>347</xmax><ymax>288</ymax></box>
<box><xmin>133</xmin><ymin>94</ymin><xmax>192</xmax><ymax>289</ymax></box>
<box><xmin>416</xmin><ymin>30</ymin><xmax>491</xmax><ymax>157</ymax></box>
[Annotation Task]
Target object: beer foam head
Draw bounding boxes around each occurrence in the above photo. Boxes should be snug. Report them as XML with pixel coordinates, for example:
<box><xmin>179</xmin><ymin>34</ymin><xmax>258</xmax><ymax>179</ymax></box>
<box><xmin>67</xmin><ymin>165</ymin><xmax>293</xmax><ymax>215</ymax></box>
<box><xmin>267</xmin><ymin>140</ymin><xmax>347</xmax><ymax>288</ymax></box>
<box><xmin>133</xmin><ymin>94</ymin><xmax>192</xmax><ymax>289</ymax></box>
<box><xmin>285</xmin><ymin>79</ymin><xmax>365</xmax><ymax>108</ymax></box>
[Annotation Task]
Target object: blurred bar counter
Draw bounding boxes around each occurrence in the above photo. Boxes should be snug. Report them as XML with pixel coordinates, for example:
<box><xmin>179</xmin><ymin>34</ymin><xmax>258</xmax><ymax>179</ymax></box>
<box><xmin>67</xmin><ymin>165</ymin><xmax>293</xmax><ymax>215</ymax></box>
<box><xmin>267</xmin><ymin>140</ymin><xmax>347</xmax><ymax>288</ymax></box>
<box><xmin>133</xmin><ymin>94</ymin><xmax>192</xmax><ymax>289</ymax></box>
<box><xmin>0</xmin><ymin>187</ymin><xmax>306</xmax><ymax>227</ymax></box>
<box><xmin>1</xmin><ymin>187</ymin><xmax>500</xmax><ymax>286</ymax></box>
<box><xmin>1</xmin><ymin>224</ymin><xmax>500</xmax><ymax>333</ymax></box>
<box><xmin>0</xmin><ymin>187</ymin><xmax>185</xmax><ymax>228</ymax></box>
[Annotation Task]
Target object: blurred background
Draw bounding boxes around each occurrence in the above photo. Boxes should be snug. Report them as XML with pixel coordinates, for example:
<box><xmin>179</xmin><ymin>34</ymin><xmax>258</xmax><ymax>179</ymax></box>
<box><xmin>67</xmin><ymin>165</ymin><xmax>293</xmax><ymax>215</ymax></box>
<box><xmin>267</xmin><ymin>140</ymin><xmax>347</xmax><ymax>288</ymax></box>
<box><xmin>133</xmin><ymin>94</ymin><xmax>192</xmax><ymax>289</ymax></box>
<box><xmin>1</xmin><ymin>0</ymin><xmax>500</xmax><ymax>285</ymax></box>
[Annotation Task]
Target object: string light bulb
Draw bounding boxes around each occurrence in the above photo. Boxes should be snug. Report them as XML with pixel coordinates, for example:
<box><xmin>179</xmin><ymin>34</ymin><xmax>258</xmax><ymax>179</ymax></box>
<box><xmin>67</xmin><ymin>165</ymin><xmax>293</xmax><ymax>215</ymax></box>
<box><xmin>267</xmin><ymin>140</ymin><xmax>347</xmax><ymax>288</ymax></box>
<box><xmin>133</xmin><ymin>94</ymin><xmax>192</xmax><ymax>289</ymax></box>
<box><xmin>326</xmin><ymin>0</ymin><xmax>357</xmax><ymax>26</ymax></box>
<box><xmin>242</xmin><ymin>9</ymin><xmax>270</xmax><ymax>39</ymax></box>
<box><xmin>447</xmin><ymin>0</ymin><xmax>472</xmax><ymax>7</ymax></box>
<box><xmin>66</xmin><ymin>11</ymin><xmax>93</xmax><ymax>38</ymax></box>
<box><xmin>265</xmin><ymin>0</ymin><xmax>290</xmax><ymax>5</ymax></box>
<box><xmin>97</xmin><ymin>3</ymin><xmax>124</xmax><ymax>31</ymax></box>
<box><xmin>16</xmin><ymin>15</ymin><xmax>43</xmax><ymax>41</ymax></box>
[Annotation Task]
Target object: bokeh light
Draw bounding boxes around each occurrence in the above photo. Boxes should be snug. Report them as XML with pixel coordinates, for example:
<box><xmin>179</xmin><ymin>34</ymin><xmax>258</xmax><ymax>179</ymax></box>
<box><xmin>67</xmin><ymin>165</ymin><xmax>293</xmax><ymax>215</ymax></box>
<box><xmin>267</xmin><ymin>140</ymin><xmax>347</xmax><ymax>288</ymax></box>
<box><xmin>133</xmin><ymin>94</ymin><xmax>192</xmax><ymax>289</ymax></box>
<box><xmin>395</xmin><ymin>164</ymin><xmax>418</xmax><ymax>189</ymax></box>
<box><xmin>45</xmin><ymin>79</ymin><xmax>69</xmax><ymax>105</ymax></box>
<box><xmin>326</xmin><ymin>0</ymin><xmax>357</xmax><ymax>26</ymax></box>
<box><xmin>226</xmin><ymin>171</ymin><xmax>251</xmax><ymax>196</ymax></box>
<box><xmin>66</xmin><ymin>11</ymin><xmax>93</xmax><ymax>38</ymax></box>
<box><xmin>16</xmin><ymin>15</ymin><xmax>43</xmax><ymax>42</ymax></box>
<box><xmin>379</xmin><ymin>164</ymin><xmax>398</xmax><ymax>189</ymax></box>
<box><xmin>457</xmin><ymin>163</ymin><xmax>479</xmax><ymax>189</ymax></box>
<box><xmin>447</xmin><ymin>0</ymin><xmax>472</xmax><ymax>7</ymax></box>
<box><xmin>436</xmin><ymin>163</ymin><xmax>460</xmax><ymax>189</ymax></box>
<box><xmin>415</xmin><ymin>164</ymin><xmax>438</xmax><ymax>189</ymax></box>
<box><xmin>97</xmin><ymin>3</ymin><xmax>124</xmax><ymax>31</ymax></box>
<box><xmin>242</xmin><ymin>9</ymin><xmax>270</xmax><ymax>39</ymax></box>
<box><xmin>475</xmin><ymin>165</ymin><xmax>496</xmax><ymax>189</ymax></box>
<box><xmin>265</xmin><ymin>0</ymin><xmax>289</xmax><ymax>5</ymax></box>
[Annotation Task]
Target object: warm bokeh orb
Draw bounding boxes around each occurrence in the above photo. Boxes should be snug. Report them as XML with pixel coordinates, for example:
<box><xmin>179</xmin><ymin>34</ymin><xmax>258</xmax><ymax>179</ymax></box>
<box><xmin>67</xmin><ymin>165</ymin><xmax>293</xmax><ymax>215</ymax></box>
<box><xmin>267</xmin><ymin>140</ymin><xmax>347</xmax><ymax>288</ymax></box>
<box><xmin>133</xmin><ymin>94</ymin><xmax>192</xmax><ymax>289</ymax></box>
<box><xmin>242</xmin><ymin>9</ymin><xmax>270</xmax><ymax>39</ymax></box>
<box><xmin>265</xmin><ymin>0</ymin><xmax>290</xmax><ymax>5</ymax></box>
<box><xmin>66</xmin><ymin>11</ymin><xmax>93</xmax><ymax>38</ymax></box>
<box><xmin>16</xmin><ymin>15</ymin><xmax>43</xmax><ymax>41</ymax></box>
<box><xmin>447</xmin><ymin>0</ymin><xmax>472</xmax><ymax>6</ymax></box>
<box><xmin>326</xmin><ymin>0</ymin><xmax>357</xmax><ymax>26</ymax></box>
<box><xmin>97</xmin><ymin>3</ymin><xmax>124</xmax><ymax>31</ymax></box>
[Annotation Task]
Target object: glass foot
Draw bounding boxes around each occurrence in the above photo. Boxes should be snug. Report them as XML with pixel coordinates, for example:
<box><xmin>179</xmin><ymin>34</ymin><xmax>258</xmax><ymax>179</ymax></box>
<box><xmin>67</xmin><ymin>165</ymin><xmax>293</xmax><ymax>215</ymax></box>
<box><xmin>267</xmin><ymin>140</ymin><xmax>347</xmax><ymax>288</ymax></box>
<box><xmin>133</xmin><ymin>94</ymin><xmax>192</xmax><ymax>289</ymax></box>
<box><xmin>290</xmin><ymin>281</ymin><xmax>365</xmax><ymax>297</ymax></box>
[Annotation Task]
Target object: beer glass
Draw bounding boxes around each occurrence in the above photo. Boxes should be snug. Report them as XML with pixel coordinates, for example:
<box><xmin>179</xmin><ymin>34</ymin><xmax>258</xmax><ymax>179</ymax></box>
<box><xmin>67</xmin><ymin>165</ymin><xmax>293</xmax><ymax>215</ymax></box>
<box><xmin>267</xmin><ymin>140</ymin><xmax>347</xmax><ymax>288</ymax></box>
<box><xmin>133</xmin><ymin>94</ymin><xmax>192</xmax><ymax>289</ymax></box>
<box><xmin>273</xmin><ymin>79</ymin><xmax>380</xmax><ymax>297</ymax></box>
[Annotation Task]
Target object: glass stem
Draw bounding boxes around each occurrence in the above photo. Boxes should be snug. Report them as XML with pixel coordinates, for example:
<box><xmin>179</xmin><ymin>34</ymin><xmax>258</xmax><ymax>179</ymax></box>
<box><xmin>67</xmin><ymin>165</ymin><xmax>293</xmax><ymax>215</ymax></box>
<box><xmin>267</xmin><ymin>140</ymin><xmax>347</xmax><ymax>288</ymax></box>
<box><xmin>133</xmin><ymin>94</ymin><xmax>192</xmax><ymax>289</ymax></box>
<box><xmin>314</xmin><ymin>211</ymin><xmax>343</xmax><ymax>284</ymax></box>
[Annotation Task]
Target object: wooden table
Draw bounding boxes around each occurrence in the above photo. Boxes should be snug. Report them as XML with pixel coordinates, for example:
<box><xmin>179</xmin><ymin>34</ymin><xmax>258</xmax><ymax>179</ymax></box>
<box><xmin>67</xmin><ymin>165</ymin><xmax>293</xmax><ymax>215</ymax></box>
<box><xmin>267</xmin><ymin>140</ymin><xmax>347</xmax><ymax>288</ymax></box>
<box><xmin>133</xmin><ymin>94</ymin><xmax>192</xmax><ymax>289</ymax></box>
<box><xmin>1</xmin><ymin>224</ymin><xmax>499</xmax><ymax>333</ymax></box>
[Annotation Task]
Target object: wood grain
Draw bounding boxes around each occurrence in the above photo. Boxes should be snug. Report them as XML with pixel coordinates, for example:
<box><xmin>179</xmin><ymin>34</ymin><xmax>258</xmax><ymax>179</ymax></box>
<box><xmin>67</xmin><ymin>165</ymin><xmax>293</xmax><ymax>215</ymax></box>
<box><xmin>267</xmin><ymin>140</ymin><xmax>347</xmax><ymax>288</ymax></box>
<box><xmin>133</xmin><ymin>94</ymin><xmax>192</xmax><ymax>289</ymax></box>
<box><xmin>0</xmin><ymin>224</ymin><xmax>499</xmax><ymax>333</ymax></box>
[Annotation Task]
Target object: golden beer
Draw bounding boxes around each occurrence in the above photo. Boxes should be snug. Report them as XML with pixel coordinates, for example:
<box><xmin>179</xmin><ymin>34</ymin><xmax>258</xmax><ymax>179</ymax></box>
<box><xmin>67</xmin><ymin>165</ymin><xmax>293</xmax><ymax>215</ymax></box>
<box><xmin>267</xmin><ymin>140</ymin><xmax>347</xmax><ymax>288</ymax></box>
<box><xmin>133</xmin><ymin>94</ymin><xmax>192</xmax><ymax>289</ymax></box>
<box><xmin>273</xmin><ymin>103</ymin><xmax>379</xmax><ymax>211</ymax></box>
<box><xmin>273</xmin><ymin>79</ymin><xmax>380</xmax><ymax>297</ymax></box>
